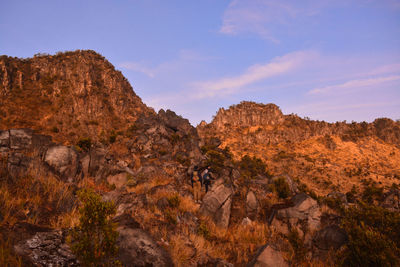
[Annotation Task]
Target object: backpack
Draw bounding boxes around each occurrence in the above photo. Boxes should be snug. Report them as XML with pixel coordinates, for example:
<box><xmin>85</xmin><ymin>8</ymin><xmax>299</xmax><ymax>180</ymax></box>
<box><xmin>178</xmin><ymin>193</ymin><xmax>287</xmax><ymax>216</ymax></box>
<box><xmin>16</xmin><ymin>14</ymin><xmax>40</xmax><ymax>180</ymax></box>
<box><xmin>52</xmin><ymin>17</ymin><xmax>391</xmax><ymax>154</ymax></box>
<box><xmin>203</xmin><ymin>172</ymin><xmax>210</xmax><ymax>184</ymax></box>
<box><xmin>191</xmin><ymin>170</ymin><xmax>202</xmax><ymax>186</ymax></box>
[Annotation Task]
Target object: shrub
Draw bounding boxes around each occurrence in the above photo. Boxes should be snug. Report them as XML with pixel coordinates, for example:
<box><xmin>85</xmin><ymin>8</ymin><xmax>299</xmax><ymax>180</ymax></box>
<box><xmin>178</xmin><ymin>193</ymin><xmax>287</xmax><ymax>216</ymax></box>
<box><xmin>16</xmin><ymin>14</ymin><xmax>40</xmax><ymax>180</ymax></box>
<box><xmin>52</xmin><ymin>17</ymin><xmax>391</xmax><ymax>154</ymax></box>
<box><xmin>197</xmin><ymin>221</ymin><xmax>211</xmax><ymax>239</ymax></box>
<box><xmin>201</xmin><ymin>144</ymin><xmax>233</xmax><ymax>175</ymax></box>
<box><xmin>77</xmin><ymin>138</ymin><xmax>92</xmax><ymax>151</ymax></box>
<box><xmin>339</xmin><ymin>203</ymin><xmax>400</xmax><ymax>266</ymax></box>
<box><xmin>69</xmin><ymin>189</ymin><xmax>119</xmax><ymax>266</ymax></box>
<box><xmin>362</xmin><ymin>185</ymin><xmax>384</xmax><ymax>204</ymax></box>
<box><xmin>273</xmin><ymin>177</ymin><xmax>291</xmax><ymax>199</ymax></box>
<box><xmin>238</xmin><ymin>155</ymin><xmax>269</xmax><ymax>179</ymax></box>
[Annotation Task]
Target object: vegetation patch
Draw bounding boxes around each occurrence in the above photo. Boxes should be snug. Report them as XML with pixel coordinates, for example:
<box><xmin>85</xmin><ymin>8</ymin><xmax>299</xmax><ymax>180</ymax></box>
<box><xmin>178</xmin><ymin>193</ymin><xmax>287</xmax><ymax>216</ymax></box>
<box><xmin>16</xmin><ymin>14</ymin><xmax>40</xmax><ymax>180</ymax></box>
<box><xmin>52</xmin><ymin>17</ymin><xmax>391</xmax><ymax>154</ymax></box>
<box><xmin>69</xmin><ymin>189</ymin><xmax>119</xmax><ymax>266</ymax></box>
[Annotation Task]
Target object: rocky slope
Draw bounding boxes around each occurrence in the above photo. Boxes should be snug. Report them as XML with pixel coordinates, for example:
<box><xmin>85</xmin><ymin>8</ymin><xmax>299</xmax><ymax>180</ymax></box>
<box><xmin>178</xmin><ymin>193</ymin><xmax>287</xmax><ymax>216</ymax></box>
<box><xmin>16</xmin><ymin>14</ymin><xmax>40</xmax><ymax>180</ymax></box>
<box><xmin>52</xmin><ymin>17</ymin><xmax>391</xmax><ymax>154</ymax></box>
<box><xmin>198</xmin><ymin>101</ymin><xmax>400</xmax><ymax>195</ymax></box>
<box><xmin>1</xmin><ymin>52</ymin><xmax>399</xmax><ymax>266</ymax></box>
<box><xmin>0</xmin><ymin>50</ymin><xmax>153</xmax><ymax>144</ymax></box>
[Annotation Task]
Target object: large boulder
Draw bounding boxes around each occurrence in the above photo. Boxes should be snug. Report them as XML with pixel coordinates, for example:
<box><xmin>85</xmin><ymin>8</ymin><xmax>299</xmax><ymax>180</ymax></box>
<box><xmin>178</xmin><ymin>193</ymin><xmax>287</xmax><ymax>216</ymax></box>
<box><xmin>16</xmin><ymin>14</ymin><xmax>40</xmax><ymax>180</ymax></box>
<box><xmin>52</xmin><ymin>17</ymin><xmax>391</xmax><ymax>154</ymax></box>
<box><xmin>14</xmin><ymin>229</ymin><xmax>78</xmax><ymax>266</ymax></box>
<box><xmin>44</xmin><ymin>146</ymin><xmax>79</xmax><ymax>181</ymax></box>
<box><xmin>276</xmin><ymin>193</ymin><xmax>322</xmax><ymax>233</ymax></box>
<box><xmin>9</xmin><ymin>129</ymin><xmax>33</xmax><ymax>150</ymax></box>
<box><xmin>7</xmin><ymin>152</ymin><xmax>31</xmax><ymax>179</ymax></box>
<box><xmin>248</xmin><ymin>244</ymin><xmax>288</xmax><ymax>267</ymax></box>
<box><xmin>200</xmin><ymin>182</ymin><xmax>233</xmax><ymax>228</ymax></box>
<box><xmin>114</xmin><ymin>214</ymin><xmax>173</xmax><ymax>267</ymax></box>
<box><xmin>0</xmin><ymin>130</ymin><xmax>10</xmax><ymax>153</ymax></box>
<box><xmin>246</xmin><ymin>190</ymin><xmax>259</xmax><ymax>220</ymax></box>
<box><xmin>313</xmin><ymin>225</ymin><xmax>347</xmax><ymax>251</ymax></box>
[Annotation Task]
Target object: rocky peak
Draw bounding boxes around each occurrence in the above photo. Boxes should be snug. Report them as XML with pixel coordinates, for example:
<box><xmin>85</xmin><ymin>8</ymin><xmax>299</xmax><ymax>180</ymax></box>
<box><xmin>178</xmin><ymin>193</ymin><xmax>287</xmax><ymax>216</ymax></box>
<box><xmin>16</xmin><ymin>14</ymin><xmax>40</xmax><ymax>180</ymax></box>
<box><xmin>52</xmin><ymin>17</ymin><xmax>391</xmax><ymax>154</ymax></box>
<box><xmin>210</xmin><ymin>101</ymin><xmax>284</xmax><ymax>129</ymax></box>
<box><xmin>0</xmin><ymin>50</ymin><xmax>153</xmax><ymax>144</ymax></box>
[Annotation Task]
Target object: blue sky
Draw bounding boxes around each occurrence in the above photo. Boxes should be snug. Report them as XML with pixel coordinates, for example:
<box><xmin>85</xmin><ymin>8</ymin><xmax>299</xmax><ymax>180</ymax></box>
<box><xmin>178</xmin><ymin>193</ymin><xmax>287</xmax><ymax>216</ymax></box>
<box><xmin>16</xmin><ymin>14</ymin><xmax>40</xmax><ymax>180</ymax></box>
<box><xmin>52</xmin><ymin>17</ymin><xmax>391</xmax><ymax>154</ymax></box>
<box><xmin>1</xmin><ymin>0</ymin><xmax>399</xmax><ymax>125</ymax></box>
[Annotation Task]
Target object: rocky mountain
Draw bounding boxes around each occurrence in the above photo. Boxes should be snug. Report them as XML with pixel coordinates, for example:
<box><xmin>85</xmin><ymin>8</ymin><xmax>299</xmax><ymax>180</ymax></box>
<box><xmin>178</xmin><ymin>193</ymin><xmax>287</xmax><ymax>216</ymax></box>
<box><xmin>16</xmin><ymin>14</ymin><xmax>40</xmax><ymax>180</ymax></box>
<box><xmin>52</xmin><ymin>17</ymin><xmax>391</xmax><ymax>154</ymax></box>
<box><xmin>198</xmin><ymin>101</ymin><xmax>400</xmax><ymax>195</ymax></box>
<box><xmin>1</xmin><ymin>52</ymin><xmax>399</xmax><ymax>266</ymax></box>
<box><xmin>0</xmin><ymin>50</ymin><xmax>153</xmax><ymax>144</ymax></box>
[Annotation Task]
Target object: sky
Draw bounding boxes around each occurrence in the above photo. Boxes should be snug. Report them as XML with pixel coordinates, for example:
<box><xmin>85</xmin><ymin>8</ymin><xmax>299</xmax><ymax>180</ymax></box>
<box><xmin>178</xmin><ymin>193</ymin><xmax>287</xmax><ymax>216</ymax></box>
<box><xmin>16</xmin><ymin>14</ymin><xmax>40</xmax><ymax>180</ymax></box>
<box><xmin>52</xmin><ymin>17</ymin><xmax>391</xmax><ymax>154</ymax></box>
<box><xmin>1</xmin><ymin>0</ymin><xmax>399</xmax><ymax>125</ymax></box>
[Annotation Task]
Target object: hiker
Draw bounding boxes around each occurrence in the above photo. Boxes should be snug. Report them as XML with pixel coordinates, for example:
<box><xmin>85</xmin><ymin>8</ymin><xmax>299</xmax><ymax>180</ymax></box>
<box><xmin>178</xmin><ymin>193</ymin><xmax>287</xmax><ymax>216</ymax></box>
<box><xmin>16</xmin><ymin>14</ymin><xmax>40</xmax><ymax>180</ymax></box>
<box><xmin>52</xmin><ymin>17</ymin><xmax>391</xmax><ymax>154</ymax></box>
<box><xmin>202</xmin><ymin>166</ymin><xmax>213</xmax><ymax>193</ymax></box>
<box><xmin>191</xmin><ymin>166</ymin><xmax>202</xmax><ymax>203</ymax></box>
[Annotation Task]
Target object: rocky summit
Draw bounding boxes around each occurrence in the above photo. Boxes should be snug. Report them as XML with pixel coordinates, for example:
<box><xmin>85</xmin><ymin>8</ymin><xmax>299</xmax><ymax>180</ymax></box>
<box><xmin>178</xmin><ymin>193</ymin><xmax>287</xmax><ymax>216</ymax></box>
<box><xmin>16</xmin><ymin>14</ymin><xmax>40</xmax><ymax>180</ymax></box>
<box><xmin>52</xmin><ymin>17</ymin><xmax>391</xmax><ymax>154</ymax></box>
<box><xmin>1</xmin><ymin>51</ymin><xmax>399</xmax><ymax>267</ymax></box>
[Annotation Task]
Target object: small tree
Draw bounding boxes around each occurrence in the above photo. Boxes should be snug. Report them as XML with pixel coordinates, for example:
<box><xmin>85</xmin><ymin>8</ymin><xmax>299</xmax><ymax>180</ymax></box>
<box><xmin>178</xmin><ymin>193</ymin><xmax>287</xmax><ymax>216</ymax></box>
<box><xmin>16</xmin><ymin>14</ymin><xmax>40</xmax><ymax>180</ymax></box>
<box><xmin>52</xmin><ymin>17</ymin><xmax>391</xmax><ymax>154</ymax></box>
<box><xmin>70</xmin><ymin>189</ymin><xmax>119</xmax><ymax>266</ymax></box>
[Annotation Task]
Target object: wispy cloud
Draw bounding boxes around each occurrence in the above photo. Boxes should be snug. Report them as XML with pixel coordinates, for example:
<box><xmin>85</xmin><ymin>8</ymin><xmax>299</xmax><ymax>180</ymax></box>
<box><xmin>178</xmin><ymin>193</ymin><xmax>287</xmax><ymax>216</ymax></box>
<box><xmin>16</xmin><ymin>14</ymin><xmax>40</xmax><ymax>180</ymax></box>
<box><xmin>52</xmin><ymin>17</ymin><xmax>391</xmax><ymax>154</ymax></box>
<box><xmin>119</xmin><ymin>62</ymin><xmax>155</xmax><ymax>78</ymax></box>
<box><xmin>220</xmin><ymin>0</ymin><xmax>325</xmax><ymax>42</ymax></box>
<box><xmin>191</xmin><ymin>50</ymin><xmax>316</xmax><ymax>99</ymax></box>
<box><xmin>309</xmin><ymin>75</ymin><xmax>400</xmax><ymax>95</ymax></box>
<box><xmin>119</xmin><ymin>49</ymin><xmax>216</xmax><ymax>78</ymax></box>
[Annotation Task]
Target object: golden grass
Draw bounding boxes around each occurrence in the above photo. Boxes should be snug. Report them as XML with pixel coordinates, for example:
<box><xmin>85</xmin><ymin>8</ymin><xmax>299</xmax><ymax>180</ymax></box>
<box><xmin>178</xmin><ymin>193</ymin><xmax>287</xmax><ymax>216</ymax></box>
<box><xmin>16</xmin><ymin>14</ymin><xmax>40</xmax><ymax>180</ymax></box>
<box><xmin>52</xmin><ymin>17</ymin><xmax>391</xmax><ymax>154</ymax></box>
<box><xmin>78</xmin><ymin>177</ymin><xmax>113</xmax><ymax>193</ymax></box>
<box><xmin>0</xmin><ymin>237</ymin><xmax>22</xmax><ymax>267</ymax></box>
<box><xmin>0</xmin><ymin>174</ymin><xmax>75</xmax><ymax>227</ymax></box>
<box><xmin>49</xmin><ymin>206</ymin><xmax>80</xmax><ymax>229</ymax></box>
<box><xmin>127</xmin><ymin>174</ymin><xmax>174</xmax><ymax>194</ymax></box>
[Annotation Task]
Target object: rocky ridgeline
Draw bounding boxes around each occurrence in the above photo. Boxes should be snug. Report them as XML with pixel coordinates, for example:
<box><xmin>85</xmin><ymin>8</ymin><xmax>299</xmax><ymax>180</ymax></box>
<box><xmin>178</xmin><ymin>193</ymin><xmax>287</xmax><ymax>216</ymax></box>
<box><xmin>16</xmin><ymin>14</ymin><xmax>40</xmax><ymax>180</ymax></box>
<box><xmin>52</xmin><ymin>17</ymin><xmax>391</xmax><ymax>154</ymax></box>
<box><xmin>0</xmin><ymin>50</ymin><xmax>153</xmax><ymax>143</ymax></box>
<box><xmin>198</xmin><ymin>101</ymin><xmax>400</xmax><ymax>146</ymax></box>
<box><xmin>210</xmin><ymin>102</ymin><xmax>284</xmax><ymax>128</ymax></box>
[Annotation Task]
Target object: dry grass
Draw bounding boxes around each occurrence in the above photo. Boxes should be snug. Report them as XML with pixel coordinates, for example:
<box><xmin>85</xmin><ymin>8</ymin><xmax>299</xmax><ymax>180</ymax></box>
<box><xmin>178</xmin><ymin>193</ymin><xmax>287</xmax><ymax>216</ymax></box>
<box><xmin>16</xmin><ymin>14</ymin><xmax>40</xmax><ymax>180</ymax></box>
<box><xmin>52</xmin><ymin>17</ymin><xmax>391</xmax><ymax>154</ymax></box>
<box><xmin>49</xmin><ymin>206</ymin><xmax>80</xmax><ymax>229</ymax></box>
<box><xmin>0</xmin><ymin>174</ymin><xmax>75</xmax><ymax>227</ymax></box>
<box><xmin>127</xmin><ymin>174</ymin><xmax>174</xmax><ymax>194</ymax></box>
<box><xmin>78</xmin><ymin>176</ymin><xmax>114</xmax><ymax>193</ymax></box>
<box><xmin>0</xmin><ymin>236</ymin><xmax>22</xmax><ymax>267</ymax></box>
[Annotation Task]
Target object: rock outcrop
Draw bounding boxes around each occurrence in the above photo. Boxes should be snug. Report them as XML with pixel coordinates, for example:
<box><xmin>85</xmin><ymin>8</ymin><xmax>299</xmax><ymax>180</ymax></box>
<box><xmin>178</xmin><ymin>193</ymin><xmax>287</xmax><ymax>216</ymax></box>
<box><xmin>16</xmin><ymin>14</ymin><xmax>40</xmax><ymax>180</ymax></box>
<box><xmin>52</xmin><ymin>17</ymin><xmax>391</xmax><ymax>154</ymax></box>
<box><xmin>246</xmin><ymin>190</ymin><xmax>259</xmax><ymax>220</ymax></box>
<box><xmin>248</xmin><ymin>244</ymin><xmax>288</xmax><ymax>267</ymax></box>
<box><xmin>14</xmin><ymin>229</ymin><xmax>78</xmax><ymax>266</ymax></box>
<box><xmin>44</xmin><ymin>146</ymin><xmax>80</xmax><ymax>182</ymax></box>
<box><xmin>114</xmin><ymin>214</ymin><xmax>173</xmax><ymax>267</ymax></box>
<box><xmin>276</xmin><ymin>193</ymin><xmax>322</xmax><ymax>234</ymax></box>
<box><xmin>0</xmin><ymin>50</ymin><xmax>154</xmax><ymax>144</ymax></box>
<box><xmin>200</xmin><ymin>182</ymin><xmax>234</xmax><ymax>228</ymax></box>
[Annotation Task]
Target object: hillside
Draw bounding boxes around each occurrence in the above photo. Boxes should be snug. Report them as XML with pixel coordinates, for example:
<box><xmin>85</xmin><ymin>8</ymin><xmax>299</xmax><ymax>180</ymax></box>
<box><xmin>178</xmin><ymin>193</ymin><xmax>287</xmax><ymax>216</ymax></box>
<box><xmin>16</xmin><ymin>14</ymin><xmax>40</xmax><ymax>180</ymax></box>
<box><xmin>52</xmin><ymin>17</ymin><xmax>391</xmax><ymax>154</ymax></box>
<box><xmin>1</xmin><ymin>52</ymin><xmax>399</xmax><ymax>266</ymax></box>
<box><xmin>0</xmin><ymin>50</ymin><xmax>153</xmax><ymax>144</ymax></box>
<box><xmin>198</xmin><ymin>101</ymin><xmax>400</xmax><ymax>196</ymax></box>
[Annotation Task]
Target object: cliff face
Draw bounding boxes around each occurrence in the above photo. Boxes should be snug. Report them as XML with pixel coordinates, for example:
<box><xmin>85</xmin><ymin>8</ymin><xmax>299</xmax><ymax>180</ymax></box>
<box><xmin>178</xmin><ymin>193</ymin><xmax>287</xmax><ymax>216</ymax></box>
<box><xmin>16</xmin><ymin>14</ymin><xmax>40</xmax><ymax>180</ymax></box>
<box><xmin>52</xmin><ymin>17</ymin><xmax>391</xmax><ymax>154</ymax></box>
<box><xmin>0</xmin><ymin>50</ymin><xmax>153</xmax><ymax>144</ymax></box>
<box><xmin>212</xmin><ymin>102</ymin><xmax>284</xmax><ymax>128</ymax></box>
<box><xmin>198</xmin><ymin>101</ymin><xmax>400</xmax><ymax>195</ymax></box>
<box><xmin>200</xmin><ymin>101</ymin><xmax>400</xmax><ymax>146</ymax></box>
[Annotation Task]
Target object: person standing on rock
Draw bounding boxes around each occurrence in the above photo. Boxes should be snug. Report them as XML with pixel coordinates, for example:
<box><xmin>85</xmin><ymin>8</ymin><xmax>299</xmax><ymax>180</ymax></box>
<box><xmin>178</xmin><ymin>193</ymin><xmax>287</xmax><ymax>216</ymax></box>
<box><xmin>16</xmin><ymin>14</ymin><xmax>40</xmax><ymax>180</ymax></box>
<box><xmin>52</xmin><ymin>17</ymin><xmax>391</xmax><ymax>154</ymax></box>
<box><xmin>202</xmin><ymin>166</ymin><xmax>212</xmax><ymax>193</ymax></box>
<box><xmin>191</xmin><ymin>166</ymin><xmax>202</xmax><ymax>203</ymax></box>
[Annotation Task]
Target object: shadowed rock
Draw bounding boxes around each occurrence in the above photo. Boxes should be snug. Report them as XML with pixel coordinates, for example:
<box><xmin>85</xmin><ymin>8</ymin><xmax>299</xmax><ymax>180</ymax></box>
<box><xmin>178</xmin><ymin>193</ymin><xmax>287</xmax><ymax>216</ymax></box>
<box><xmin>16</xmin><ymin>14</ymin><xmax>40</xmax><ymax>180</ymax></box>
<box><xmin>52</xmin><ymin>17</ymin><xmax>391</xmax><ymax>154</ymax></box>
<box><xmin>200</xmin><ymin>182</ymin><xmax>233</xmax><ymax>228</ymax></box>
<box><xmin>114</xmin><ymin>214</ymin><xmax>173</xmax><ymax>267</ymax></box>
<box><xmin>44</xmin><ymin>146</ymin><xmax>79</xmax><ymax>182</ymax></box>
<box><xmin>248</xmin><ymin>244</ymin><xmax>288</xmax><ymax>267</ymax></box>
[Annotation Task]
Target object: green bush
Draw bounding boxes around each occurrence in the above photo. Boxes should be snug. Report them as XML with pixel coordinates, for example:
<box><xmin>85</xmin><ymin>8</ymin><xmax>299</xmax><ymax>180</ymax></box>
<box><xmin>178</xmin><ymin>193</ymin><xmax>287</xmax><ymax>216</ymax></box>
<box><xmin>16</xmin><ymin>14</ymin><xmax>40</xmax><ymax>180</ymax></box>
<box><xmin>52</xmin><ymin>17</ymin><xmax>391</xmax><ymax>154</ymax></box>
<box><xmin>273</xmin><ymin>177</ymin><xmax>291</xmax><ymax>199</ymax></box>
<box><xmin>339</xmin><ymin>203</ymin><xmax>400</xmax><ymax>266</ymax></box>
<box><xmin>362</xmin><ymin>185</ymin><xmax>384</xmax><ymax>204</ymax></box>
<box><xmin>69</xmin><ymin>189</ymin><xmax>119</xmax><ymax>266</ymax></box>
<box><xmin>238</xmin><ymin>155</ymin><xmax>269</xmax><ymax>179</ymax></box>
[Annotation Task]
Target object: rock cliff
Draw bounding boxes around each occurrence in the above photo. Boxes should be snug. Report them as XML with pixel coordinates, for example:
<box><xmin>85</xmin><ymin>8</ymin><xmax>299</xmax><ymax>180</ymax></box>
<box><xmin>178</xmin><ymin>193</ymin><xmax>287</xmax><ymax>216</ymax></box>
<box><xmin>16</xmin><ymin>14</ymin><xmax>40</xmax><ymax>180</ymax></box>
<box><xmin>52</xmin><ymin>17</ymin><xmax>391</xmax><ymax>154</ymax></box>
<box><xmin>0</xmin><ymin>50</ymin><xmax>153</xmax><ymax>144</ymax></box>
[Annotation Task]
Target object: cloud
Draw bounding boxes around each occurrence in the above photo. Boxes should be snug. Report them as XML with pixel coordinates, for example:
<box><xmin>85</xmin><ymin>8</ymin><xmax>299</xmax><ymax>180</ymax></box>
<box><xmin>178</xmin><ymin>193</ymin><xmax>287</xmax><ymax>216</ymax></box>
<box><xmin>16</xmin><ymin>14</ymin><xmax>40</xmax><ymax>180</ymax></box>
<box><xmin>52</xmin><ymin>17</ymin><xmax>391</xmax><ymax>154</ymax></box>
<box><xmin>308</xmin><ymin>75</ymin><xmax>400</xmax><ymax>95</ymax></box>
<box><xmin>119</xmin><ymin>49</ymin><xmax>216</xmax><ymax>78</ymax></box>
<box><xmin>220</xmin><ymin>0</ymin><xmax>324</xmax><ymax>42</ymax></box>
<box><xmin>191</xmin><ymin>50</ymin><xmax>316</xmax><ymax>99</ymax></box>
<box><xmin>119</xmin><ymin>62</ymin><xmax>155</xmax><ymax>78</ymax></box>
